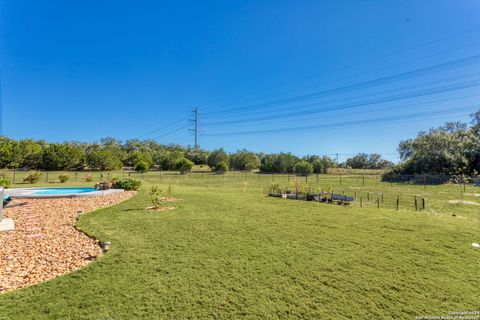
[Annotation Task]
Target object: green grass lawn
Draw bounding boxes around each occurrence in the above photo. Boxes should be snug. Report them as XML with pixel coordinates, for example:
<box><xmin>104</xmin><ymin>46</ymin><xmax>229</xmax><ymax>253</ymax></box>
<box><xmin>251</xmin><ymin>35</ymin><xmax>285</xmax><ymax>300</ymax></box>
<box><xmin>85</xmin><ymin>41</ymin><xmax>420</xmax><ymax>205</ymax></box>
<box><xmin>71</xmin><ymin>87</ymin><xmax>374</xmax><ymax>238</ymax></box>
<box><xmin>0</xmin><ymin>172</ymin><xmax>479</xmax><ymax>319</ymax></box>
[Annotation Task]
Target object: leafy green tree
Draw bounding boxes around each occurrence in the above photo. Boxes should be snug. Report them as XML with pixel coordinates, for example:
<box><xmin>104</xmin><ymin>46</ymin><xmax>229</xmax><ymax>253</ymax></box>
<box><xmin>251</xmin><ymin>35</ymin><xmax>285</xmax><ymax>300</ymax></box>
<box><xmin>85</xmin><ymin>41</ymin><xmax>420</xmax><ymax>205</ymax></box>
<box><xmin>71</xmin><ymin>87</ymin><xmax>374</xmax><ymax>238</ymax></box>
<box><xmin>294</xmin><ymin>160</ymin><xmax>313</xmax><ymax>176</ymax></box>
<box><xmin>215</xmin><ymin>160</ymin><xmax>229</xmax><ymax>173</ymax></box>
<box><xmin>230</xmin><ymin>149</ymin><xmax>260</xmax><ymax>171</ymax></box>
<box><xmin>134</xmin><ymin>160</ymin><xmax>149</xmax><ymax>173</ymax></box>
<box><xmin>86</xmin><ymin>150</ymin><xmax>123</xmax><ymax>170</ymax></box>
<box><xmin>185</xmin><ymin>147</ymin><xmax>209</xmax><ymax>165</ymax></box>
<box><xmin>388</xmin><ymin>113</ymin><xmax>480</xmax><ymax>176</ymax></box>
<box><xmin>260</xmin><ymin>153</ymin><xmax>299</xmax><ymax>173</ymax></box>
<box><xmin>159</xmin><ymin>151</ymin><xmax>184</xmax><ymax>170</ymax></box>
<box><xmin>312</xmin><ymin>159</ymin><xmax>324</xmax><ymax>174</ymax></box>
<box><xmin>42</xmin><ymin>144</ymin><xmax>84</xmax><ymax>170</ymax></box>
<box><xmin>175</xmin><ymin>158</ymin><xmax>194</xmax><ymax>174</ymax></box>
<box><xmin>207</xmin><ymin>148</ymin><xmax>229</xmax><ymax>170</ymax></box>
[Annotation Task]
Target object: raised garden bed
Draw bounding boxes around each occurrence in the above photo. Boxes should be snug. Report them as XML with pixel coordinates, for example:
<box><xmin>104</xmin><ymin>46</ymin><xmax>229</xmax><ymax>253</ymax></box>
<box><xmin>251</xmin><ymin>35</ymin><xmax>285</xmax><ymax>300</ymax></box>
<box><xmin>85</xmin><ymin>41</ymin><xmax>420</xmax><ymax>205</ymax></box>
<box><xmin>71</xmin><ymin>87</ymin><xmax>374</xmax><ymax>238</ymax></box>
<box><xmin>269</xmin><ymin>192</ymin><xmax>355</xmax><ymax>205</ymax></box>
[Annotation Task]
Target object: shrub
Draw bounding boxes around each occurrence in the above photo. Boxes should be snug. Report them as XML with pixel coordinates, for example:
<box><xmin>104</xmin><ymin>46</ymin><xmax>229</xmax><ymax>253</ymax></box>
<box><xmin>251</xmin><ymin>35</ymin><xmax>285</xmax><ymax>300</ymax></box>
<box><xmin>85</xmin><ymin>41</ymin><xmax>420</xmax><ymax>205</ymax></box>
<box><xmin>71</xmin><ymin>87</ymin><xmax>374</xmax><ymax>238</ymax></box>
<box><xmin>175</xmin><ymin>158</ymin><xmax>194</xmax><ymax>174</ymax></box>
<box><xmin>134</xmin><ymin>160</ymin><xmax>149</xmax><ymax>173</ymax></box>
<box><xmin>58</xmin><ymin>174</ymin><xmax>69</xmax><ymax>183</ymax></box>
<box><xmin>215</xmin><ymin>161</ymin><xmax>229</xmax><ymax>173</ymax></box>
<box><xmin>0</xmin><ymin>174</ymin><xmax>11</xmax><ymax>188</ymax></box>
<box><xmin>112</xmin><ymin>178</ymin><xmax>141</xmax><ymax>191</ymax></box>
<box><xmin>84</xmin><ymin>174</ymin><xmax>93</xmax><ymax>182</ymax></box>
<box><xmin>294</xmin><ymin>161</ymin><xmax>313</xmax><ymax>176</ymax></box>
<box><xmin>268</xmin><ymin>183</ymin><xmax>282</xmax><ymax>194</ymax></box>
<box><xmin>149</xmin><ymin>186</ymin><xmax>163</xmax><ymax>208</ymax></box>
<box><xmin>23</xmin><ymin>171</ymin><xmax>43</xmax><ymax>184</ymax></box>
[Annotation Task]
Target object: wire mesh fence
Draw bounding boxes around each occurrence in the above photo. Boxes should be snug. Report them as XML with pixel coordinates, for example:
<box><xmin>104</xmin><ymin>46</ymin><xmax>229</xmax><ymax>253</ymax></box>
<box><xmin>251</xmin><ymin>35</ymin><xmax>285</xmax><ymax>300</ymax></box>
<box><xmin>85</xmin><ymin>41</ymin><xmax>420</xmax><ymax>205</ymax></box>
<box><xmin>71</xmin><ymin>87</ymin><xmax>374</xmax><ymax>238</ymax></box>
<box><xmin>1</xmin><ymin>169</ymin><xmax>477</xmax><ymax>212</ymax></box>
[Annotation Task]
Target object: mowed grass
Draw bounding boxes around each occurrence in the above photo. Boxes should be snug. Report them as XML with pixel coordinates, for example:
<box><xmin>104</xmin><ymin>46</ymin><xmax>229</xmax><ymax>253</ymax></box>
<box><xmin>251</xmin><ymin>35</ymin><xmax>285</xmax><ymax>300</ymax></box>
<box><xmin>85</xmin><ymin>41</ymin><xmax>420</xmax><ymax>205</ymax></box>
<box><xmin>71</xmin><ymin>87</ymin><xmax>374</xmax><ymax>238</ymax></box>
<box><xmin>0</xmin><ymin>172</ymin><xmax>479</xmax><ymax>319</ymax></box>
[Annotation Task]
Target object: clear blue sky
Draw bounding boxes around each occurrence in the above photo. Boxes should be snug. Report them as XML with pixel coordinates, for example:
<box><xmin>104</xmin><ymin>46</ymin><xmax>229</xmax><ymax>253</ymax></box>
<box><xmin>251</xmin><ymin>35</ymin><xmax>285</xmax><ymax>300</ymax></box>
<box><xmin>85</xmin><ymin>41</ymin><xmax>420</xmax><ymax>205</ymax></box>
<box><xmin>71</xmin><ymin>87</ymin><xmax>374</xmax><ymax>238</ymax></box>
<box><xmin>1</xmin><ymin>0</ymin><xmax>480</xmax><ymax>162</ymax></box>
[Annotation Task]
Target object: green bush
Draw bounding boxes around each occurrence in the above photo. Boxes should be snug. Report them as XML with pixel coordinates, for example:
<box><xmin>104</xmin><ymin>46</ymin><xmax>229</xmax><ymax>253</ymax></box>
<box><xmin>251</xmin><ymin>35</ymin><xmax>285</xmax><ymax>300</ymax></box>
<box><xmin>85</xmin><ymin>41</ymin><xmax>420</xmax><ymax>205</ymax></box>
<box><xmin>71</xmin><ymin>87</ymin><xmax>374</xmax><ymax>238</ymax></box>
<box><xmin>175</xmin><ymin>158</ymin><xmax>194</xmax><ymax>174</ymax></box>
<box><xmin>58</xmin><ymin>174</ymin><xmax>70</xmax><ymax>183</ymax></box>
<box><xmin>134</xmin><ymin>160</ymin><xmax>149</xmax><ymax>173</ymax></box>
<box><xmin>113</xmin><ymin>178</ymin><xmax>141</xmax><ymax>191</ymax></box>
<box><xmin>294</xmin><ymin>161</ymin><xmax>313</xmax><ymax>176</ymax></box>
<box><xmin>215</xmin><ymin>161</ymin><xmax>229</xmax><ymax>173</ymax></box>
<box><xmin>23</xmin><ymin>171</ymin><xmax>43</xmax><ymax>184</ymax></box>
<box><xmin>0</xmin><ymin>174</ymin><xmax>11</xmax><ymax>188</ymax></box>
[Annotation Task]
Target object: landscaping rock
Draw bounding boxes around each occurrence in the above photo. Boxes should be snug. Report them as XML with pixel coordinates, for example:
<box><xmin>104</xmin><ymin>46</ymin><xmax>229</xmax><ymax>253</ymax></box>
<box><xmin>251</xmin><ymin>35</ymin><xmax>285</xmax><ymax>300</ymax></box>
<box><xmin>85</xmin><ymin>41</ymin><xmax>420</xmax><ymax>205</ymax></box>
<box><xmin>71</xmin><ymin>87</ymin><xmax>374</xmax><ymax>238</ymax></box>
<box><xmin>0</xmin><ymin>192</ymin><xmax>135</xmax><ymax>292</ymax></box>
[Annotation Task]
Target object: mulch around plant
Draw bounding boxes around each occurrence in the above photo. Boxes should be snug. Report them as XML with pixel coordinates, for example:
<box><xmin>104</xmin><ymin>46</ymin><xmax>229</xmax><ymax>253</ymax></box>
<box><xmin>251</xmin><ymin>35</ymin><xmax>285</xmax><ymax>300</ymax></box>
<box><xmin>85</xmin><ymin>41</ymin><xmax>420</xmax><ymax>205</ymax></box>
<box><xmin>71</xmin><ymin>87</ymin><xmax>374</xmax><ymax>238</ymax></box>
<box><xmin>0</xmin><ymin>191</ymin><xmax>135</xmax><ymax>293</ymax></box>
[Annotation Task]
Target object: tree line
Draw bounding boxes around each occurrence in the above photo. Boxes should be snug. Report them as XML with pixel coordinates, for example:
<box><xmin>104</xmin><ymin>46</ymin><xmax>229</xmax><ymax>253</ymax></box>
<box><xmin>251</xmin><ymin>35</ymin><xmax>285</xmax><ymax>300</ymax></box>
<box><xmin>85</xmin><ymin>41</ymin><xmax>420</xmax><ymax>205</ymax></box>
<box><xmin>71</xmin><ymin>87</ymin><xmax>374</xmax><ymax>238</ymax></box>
<box><xmin>1</xmin><ymin>110</ymin><xmax>478</xmax><ymax>177</ymax></box>
<box><xmin>0</xmin><ymin>136</ymin><xmax>393</xmax><ymax>173</ymax></box>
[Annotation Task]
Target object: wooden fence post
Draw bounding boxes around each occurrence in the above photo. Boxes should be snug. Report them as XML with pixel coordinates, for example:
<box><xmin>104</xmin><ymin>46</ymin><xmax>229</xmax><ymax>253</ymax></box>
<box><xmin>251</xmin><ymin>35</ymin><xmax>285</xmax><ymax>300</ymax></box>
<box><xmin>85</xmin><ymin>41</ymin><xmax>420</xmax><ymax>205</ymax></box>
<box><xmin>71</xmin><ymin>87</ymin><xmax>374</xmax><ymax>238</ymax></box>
<box><xmin>360</xmin><ymin>197</ymin><xmax>363</xmax><ymax>208</ymax></box>
<box><xmin>396</xmin><ymin>195</ymin><xmax>399</xmax><ymax>211</ymax></box>
<box><xmin>414</xmin><ymin>196</ymin><xmax>418</xmax><ymax>211</ymax></box>
<box><xmin>422</xmin><ymin>198</ymin><xmax>425</xmax><ymax>210</ymax></box>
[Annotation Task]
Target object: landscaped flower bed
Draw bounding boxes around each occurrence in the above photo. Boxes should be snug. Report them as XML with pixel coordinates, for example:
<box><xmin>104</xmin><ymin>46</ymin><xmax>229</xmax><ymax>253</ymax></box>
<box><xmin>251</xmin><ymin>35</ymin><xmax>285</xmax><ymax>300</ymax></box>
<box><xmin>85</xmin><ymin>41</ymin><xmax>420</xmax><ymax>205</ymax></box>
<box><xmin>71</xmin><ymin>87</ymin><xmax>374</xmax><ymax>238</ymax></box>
<box><xmin>0</xmin><ymin>192</ymin><xmax>135</xmax><ymax>292</ymax></box>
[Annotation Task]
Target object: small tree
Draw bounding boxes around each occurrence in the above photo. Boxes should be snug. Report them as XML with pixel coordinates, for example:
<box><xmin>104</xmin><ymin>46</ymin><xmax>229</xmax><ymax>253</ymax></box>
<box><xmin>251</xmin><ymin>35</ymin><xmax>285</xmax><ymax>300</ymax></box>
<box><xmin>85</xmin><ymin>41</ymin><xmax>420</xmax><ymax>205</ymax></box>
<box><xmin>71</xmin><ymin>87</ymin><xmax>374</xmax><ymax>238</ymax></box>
<box><xmin>149</xmin><ymin>186</ymin><xmax>163</xmax><ymax>208</ymax></box>
<box><xmin>294</xmin><ymin>161</ymin><xmax>313</xmax><ymax>176</ymax></box>
<box><xmin>215</xmin><ymin>160</ymin><xmax>229</xmax><ymax>173</ymax></box>
<box><xmin>134</xmin><ymin>160</ymin><xmax>149</xmax><ymax>173</ymax></box>
<box><xmin>207</xmin><ymin>148</ymin><xmax>229</xmax><ymax>170</ymax></box>
<box><xmin>175</xmin><ymin>158</ymin><xmax>194</xmax><ymax>174</ymax></box>
<box><xmin>312</xmin><ymin>160</ymin><xmax>324</xmax><ymax>174</ymax></box>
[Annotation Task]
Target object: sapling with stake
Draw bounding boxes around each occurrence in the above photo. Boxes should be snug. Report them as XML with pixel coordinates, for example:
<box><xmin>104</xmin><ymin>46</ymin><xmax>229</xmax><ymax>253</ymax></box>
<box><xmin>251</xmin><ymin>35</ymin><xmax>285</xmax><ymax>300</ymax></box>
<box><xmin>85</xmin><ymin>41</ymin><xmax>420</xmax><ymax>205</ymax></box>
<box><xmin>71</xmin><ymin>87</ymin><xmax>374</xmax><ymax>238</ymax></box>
<box><xmin>149</xmin><ymin>186</ymin><xmax>164</xmax><ymax>209</ymax></box>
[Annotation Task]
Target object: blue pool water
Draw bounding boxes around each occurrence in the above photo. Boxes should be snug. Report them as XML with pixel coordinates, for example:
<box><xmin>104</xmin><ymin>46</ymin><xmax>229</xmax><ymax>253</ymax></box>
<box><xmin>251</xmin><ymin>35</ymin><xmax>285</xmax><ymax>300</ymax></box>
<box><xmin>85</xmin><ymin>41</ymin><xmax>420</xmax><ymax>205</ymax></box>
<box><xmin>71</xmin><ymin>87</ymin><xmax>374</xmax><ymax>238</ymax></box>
<box><xmin>32</xmin><ymin>188</ymin><xmax>97</xmax><ymax>195</ymax></box>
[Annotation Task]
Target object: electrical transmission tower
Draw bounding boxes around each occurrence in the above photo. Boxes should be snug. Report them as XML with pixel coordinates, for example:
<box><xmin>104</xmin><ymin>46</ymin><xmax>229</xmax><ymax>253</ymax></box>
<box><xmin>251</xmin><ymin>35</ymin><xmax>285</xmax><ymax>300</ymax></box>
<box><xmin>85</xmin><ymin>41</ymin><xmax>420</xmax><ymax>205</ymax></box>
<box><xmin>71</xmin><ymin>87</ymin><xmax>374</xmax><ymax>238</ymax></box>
<box><xmin>189</xmin><ymin>108</ymin><xmax>200</xmax><ymax>148</ymax></box>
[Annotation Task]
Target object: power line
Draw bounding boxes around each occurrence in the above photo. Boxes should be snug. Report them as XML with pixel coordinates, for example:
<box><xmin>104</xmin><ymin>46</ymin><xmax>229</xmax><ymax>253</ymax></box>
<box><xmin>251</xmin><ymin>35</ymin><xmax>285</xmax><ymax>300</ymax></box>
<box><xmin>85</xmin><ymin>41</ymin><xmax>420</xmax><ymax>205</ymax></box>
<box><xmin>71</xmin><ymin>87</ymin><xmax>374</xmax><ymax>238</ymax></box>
<box><xmin>203</xmin><ymin>105</ymin><xmax>478</xmax><ymax>136</ymax></box>
<box><xmin>203</xmin><ymin>53</ymin><xmax>480</xmax><ymax>116</ymax></box>
<box><xmin>202</xmin><ymin>78</ymin><xmax>480</xmax><ymax>127</ymax></box>
<box><xmin>203</xmin><ymin>26</ymin><xmax>480</xmax><ymax>110</ymax></box>
<box><xmin>150</xmin><ymin>124</ymin><xmax>190</xmax><ymax>141</ymax></box>
<box><xmin>135</xmin><ymin>116</ymin><xmax>189</xmax><ymax>139</ymax></box>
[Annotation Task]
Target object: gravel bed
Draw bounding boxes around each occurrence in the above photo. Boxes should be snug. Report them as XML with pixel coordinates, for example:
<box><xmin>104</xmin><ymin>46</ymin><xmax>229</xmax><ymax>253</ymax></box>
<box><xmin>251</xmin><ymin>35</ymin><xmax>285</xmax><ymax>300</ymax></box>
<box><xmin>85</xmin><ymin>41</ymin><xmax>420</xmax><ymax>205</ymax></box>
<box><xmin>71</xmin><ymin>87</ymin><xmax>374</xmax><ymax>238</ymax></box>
<box><xmin>0</xmin><ymin>191</ymin><xmax>135</xmax><ymax>292</ymax></box>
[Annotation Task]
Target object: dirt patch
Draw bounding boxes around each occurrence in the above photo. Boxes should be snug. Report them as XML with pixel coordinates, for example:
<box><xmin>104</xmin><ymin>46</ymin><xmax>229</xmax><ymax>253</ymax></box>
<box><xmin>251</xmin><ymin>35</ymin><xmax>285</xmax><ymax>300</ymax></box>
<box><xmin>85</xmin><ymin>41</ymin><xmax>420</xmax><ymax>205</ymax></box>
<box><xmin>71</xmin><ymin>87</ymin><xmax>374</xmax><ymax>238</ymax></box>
<box><xmin>0</xmin><ymin>191</ymin><xmax>135</xmax><ymax>293</ymax></box>
<box><xmin>448</xmin><ymin>200</ymin><xmax>479</xmax><ymax>205</ymax></box>
<box><xmin>465</xmin><ymin>193</ymin><xmax>480</xmax><ymax>197</ymax></box>
<box><xmin>146</xmin><ymin>206</ymin><xmax>176</xmax><ymax>212</ymax></box>
<box><xmin>160</xmin><ymin>197</ymin><xmax>182</xmax><ymax>202</ymax></box>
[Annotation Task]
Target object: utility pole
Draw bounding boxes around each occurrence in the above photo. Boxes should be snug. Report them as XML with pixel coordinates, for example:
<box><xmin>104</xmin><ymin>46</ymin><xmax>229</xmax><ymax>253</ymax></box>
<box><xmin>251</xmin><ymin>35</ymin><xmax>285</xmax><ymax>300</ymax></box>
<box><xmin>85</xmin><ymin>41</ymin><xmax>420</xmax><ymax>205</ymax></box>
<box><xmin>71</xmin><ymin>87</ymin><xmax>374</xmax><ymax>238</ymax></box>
<box><xmin>189</xmin><ymin>108</ymin><xmax>200</xmax><ymax>148</ymax></box>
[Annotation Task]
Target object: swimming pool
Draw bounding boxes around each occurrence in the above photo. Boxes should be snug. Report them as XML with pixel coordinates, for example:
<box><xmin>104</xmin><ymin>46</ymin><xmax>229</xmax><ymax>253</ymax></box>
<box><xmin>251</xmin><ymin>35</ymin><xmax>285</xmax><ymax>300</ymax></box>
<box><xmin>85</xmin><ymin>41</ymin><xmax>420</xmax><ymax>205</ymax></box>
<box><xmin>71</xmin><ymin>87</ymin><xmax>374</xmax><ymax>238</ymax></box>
<box><xmin>32</xmin><ymin>187</ymin><xmax>97</xmax><ymax>195</ymax></box>
<box><xmin>5</xmin><ymin>187</ymin><xmax>124</xmax><ymax>199</ymax></box>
